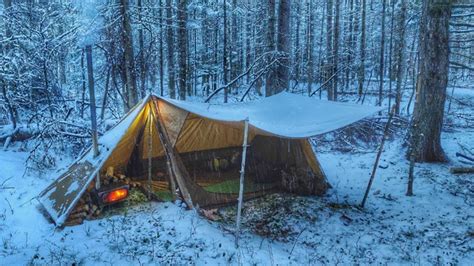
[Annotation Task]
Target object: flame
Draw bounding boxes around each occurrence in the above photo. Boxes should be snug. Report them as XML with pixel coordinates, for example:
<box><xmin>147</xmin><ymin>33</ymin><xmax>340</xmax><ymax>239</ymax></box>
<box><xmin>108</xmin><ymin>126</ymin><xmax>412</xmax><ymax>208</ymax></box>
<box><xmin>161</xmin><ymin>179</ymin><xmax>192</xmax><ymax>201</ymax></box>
<box><xmin>104</xmin><ymin>188</ymin><xmax>128</xmax><ymax>203</ymax></box>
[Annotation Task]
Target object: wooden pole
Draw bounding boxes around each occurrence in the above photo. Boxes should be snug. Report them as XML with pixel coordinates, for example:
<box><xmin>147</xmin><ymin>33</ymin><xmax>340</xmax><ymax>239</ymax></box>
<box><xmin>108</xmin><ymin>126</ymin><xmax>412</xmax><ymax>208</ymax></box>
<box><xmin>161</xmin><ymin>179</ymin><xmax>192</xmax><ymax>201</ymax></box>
<box><xmin>147</xmin><ymin>104</ymin><xmax>153</xmax><ymax>200</ymax></box>
<box><xmin>360</xmin><ymin>106</ymin><xmax>395</xmax><ymax>208</ymax></box>
<box><xmin>235</xmin><ymin>118</ymin><xmax>249</xmax><ymax>246</ymax></box>
<box><xmin>86</xmin><ymin>45</ymin><xmax>101</xmax><ymax>189</ymax></box>
<box><xmin>151</xmin><ymin>98</ymin><xmax>193</xmax><ymax>208</ymax></box>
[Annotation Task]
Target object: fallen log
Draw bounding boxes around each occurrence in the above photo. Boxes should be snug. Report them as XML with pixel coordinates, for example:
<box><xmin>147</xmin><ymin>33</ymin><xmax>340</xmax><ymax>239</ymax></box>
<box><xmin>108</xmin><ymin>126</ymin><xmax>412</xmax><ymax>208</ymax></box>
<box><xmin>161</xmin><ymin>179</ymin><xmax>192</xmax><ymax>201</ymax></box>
<box><xmin>450</xmin><ymin>167</ymin><xmax>474</xmax><ymax>174</ymax></box>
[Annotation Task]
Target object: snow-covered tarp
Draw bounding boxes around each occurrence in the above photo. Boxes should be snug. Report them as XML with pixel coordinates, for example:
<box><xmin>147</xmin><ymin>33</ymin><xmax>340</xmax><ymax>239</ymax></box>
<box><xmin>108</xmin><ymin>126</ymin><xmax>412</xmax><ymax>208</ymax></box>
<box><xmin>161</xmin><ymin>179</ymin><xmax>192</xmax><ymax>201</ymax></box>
<box><xmin>161</xmin><ymin>92</ymin><xmax>384</xmax><ymax>138</ymax></box>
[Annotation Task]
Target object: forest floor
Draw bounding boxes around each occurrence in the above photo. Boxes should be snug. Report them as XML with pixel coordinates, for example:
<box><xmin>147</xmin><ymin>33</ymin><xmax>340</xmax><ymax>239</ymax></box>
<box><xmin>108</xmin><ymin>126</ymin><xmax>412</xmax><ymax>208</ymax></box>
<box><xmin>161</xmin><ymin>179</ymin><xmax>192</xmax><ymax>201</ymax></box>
<box><xmin>0</xmin><ymin>88</ymin><xmax>473</xmax><ymax>265</ymax></box>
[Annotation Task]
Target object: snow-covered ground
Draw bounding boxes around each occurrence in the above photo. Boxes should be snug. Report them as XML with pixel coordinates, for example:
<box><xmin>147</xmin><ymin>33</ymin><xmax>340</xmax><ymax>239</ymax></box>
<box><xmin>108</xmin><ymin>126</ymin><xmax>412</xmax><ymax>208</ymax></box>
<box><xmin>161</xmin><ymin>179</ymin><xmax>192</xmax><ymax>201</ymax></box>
<box><xmin>0</xmin><ymin>88</ymin><xmax>473</xmax><ymax>265</ymax></box>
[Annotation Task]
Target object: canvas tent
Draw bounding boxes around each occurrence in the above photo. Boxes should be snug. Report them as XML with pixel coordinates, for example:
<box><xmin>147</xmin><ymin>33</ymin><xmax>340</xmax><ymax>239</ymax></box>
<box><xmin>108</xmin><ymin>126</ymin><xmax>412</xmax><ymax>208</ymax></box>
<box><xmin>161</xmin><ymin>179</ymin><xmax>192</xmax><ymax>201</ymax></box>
<box><xmin>38</xmin><ymin>92</ymin><xmax>382</xmax><ymax>226</ymax></box>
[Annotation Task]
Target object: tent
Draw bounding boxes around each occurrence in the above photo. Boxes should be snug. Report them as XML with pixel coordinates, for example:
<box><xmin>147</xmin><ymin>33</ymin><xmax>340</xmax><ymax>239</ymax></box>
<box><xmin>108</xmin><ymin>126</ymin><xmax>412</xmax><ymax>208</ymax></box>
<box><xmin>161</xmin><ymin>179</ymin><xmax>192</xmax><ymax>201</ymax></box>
<box><xmin>38</xmin><ymin>92</ymin><xmax>382</xmax><ymax>226</ymax></box>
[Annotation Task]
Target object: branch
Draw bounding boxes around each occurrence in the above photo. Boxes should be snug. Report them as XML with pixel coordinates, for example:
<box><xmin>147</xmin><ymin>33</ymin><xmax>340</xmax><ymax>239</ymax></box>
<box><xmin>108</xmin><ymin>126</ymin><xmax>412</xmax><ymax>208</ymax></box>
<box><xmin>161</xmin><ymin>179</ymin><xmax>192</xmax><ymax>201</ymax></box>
<box><xmin>204</xmin><ymin>51</ymin><xmax>277</xmax><ymax>103</ymax></box>
<box><xmin>240</xmin><ymin>68</ymin><xmax>268</xmax><ymax>102</ymax></box>
<box><xmin>450</xmin><ymin>61</ymin><xmax>474</xmax><ymax>71</ymax></box>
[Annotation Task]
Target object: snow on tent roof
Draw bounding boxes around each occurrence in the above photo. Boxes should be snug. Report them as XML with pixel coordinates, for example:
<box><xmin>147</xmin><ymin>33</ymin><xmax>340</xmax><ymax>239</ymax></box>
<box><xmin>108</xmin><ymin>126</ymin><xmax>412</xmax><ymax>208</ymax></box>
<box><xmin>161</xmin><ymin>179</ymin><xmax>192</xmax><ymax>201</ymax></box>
<box><xmin>160</xmin><ymin>92</ymin><xmax>384</xmax><ymax>138</ymax></box>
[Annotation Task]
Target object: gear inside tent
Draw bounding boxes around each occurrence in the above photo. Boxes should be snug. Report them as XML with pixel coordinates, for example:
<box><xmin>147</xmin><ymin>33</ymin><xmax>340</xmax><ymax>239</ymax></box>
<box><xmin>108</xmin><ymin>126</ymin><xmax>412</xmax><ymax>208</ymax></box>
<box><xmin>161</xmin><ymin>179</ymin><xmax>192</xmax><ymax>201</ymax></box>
<box><xmin>37</xmin><ymin>93</ymin><xmax>383</xmax><ymax>227</ymax></box>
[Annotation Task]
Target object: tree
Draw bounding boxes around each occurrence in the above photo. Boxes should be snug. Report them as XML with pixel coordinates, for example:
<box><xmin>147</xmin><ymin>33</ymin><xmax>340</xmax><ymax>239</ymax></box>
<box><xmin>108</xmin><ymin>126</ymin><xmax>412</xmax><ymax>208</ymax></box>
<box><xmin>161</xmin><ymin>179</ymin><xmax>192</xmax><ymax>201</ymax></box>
<box><xmin>326</xmin><ymin>0</ymin><xmax>333</xmax><ymax>99</ymax></box>
<box><xmin>272</xmin><ymin>0</ymin><xmax>291</xmax><ymax>96</ymax></box>
<box><xmin>177</xmin><ymin>0</ymin><xmax>188</xmax><ymax>100</ymax></box>
<box><xmin>409</xmin><ymin>0</ymin><xmax>452</xmax><ymax>164</ymax></box>
<box><xmin>223</xmin><ymin>0</ymin><xmax>229</xmax><ymax>102</ymax></box>
<box><xmin>357</xmin><ymin>0</ymin><xmax>366</xmax><ymax>97</ymax></box>
<box><xmin>166</xmin><ymin>0</ymin><xmax>176</xmax><ymax>99</ymax></box>
<box><xmin>265</xmin><ymin>0</ymin><xmax>276</xmax><ymax>97</ymax></box>
<box><xmin>331</xmin><ymin>0</ymin><xmax>340</xmax><ymax>101</ymax></box>
<box><xmin>119</xmin><ymin>0</ymin><xmax>138</xmax><ymax>111</ymax></box>
<box><xmin>306</xmin><ymin>0</ymin><xmax>314</xmax><ymax>96</ymax></box>
<box><xmin>394</xmin><ymin>0</ymin><xmax>407</xmax><ymax>114</ymax></box>
<box><xmin>378</xmin><ymin>0</ymin><xmax>386</xmax><ymax>106</ymax></box>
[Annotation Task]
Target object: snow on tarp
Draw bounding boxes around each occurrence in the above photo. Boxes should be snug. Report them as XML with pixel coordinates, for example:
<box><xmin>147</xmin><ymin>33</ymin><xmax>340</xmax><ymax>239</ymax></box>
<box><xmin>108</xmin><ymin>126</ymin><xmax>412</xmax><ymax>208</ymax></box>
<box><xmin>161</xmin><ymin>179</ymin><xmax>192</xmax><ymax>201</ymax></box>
<box><xmin>38</xmin><ymin>92</ymin><xmax>382</xmax><ymax>226</ymax></box>
<box><xmin>38</xmin><ymin>97</ymin><xmax>149</xmax><ymax>226</ymax></box>
<box><xmin>160</xmin><ymin>92</ymin><xmax>384</xmax><ymax>138</ymax></box>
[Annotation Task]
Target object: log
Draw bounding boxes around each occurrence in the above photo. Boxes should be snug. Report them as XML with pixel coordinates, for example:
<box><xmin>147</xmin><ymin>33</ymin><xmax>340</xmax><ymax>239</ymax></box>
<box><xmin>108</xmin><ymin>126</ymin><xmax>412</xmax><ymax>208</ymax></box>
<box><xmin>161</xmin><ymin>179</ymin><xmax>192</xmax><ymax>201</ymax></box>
<box><xmin>450</xmin><ymin>167</ymin><xmax>474</xmax><ymax>174</ymax></box>
<box><xmin>68</xmin><ymin>211</ymin><xmax>87</xmax><ymax>220</ymax></box>
<box><xmin>72</xmin><ymin>204</ymin><xmax>89</xmax><ymax>213</ymax></box>
<box><xmin>64</xmin><ymin>218</ymin><xmax>84</xmax><ymax>226</ymax></box>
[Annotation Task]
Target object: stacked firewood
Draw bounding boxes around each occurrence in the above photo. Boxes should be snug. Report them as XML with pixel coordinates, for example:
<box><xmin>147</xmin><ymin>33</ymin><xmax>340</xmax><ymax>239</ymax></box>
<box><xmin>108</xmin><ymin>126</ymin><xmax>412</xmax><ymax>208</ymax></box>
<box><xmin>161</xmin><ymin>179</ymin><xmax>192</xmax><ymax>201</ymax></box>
<box><xmin>103</xmin><ymin>167</ymin><xmax>141</xmax><ymax>188</ymax></box>
<box><xmin>64</xmin><ymin>167</ymin><xmax>141</xmax><ymax>227</ymax></box>
<box><xmin>64</xmin><ymin>192</ymin><xmax>101</xmax><ymax>226</ymax></box>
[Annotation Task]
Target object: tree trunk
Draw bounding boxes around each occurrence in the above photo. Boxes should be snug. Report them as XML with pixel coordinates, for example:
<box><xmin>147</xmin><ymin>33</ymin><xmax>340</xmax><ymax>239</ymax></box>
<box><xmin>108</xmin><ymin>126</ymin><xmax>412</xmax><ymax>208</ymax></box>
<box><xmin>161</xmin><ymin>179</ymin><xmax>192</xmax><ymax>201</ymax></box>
<box><xmin>166</xmin><ymin>0</ymin><xmax>176</xmax><ymax>99</ymax></box>
<box><xmin>294</xmin><ymin>0</ymin><xmax>301</xmax><ymax>82</ymax></box>
<box><xmin>326</xmin><ymin>0</ymin><xmax>333</xmax><ymax>100</ymax></box>
<box><xmin>272</xmin><ymin>0</ymin><xmax>291</xmax><ymax>96</ymax></box>
<box><xmin>85</xmin><ymin>45</ymin><xmax>99</xmax><ymax>158</ymax></box>
<box><xmin>378</xmin><ymin>0</ymin><xmax>386</xmax><ymax>106</ymax></box>
<box><xmin>395</xmin><ymin>0</ymin><xmax>407</xmax><ymax>114</ymax></box>
<box><xmin>138</xmin><ymin>0</ymin><xmax>146</xmax><ymax>96</ymax></box>
<box><xmin>119</xmin><ymin>0</ymin><xmax>138</xmax><ymax>111</ymax></box>
<box><xmin>223</xmin><ymin>0</ymin><xmax>228</xmax><ymax>102</ymax></box>
<box><xmin>307</xmin><ymin>0</ymin><xmax>314</xmax><ymax>96</ymax></box>
<box><xmin>409</xmin><ymin>0</ymin><xmax>451</xmax><ymax>163</ymax></box>
<box><xmin>332</xmin><ymin>0</ymin><xmax>340</xmax><ymax>101</ymax></box>
<box><xmin>177</xmin><ymin>0</ymin><xmax>187</xmax><ymax>100</ymax></box>
<box><xmin>159</xmin><ymin>0</ymin><xmax>164</xmax><ymax>96</ymax></box>
<box><xmin>358</xmin><ymin>0</ymin><xmax>366</xmax><ymax>96</ymax></box>
<box><xmin>264</xmin><ymin>0</ymin><xmax>276</xmax><ymax>97</ymax></box>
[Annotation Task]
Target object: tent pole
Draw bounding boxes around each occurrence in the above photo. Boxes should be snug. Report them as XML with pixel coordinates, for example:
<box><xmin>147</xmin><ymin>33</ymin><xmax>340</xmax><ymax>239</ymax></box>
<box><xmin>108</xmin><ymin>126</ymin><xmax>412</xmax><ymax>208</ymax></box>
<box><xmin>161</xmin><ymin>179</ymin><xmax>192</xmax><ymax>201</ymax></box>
<box><xmin>235</xmin><ymin>118</ymin><xmax>249</xmax><ymax>247</ymax></box>
<box><xmin>147</xmin><ymin>105</ymin><xmax>153</xmax><ymax>200</ymax></box>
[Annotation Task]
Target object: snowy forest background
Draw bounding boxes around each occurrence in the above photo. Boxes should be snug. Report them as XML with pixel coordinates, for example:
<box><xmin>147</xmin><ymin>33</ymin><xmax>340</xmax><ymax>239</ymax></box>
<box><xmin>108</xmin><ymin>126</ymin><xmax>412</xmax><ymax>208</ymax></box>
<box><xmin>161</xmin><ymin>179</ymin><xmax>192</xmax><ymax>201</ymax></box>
<box><xmin>0</xmin><ymin>0</ymin><xmax>473</xmax><ymax>264</ymax></box>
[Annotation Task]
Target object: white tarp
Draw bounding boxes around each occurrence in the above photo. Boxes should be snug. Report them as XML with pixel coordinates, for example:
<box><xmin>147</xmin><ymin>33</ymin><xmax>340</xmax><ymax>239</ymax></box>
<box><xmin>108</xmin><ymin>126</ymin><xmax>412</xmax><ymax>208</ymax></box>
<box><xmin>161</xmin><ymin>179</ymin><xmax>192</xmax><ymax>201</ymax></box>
<box><xmin>160</xmin><ymin>92</ymin><xmax>384</xmax><ymax>138</ymax></box>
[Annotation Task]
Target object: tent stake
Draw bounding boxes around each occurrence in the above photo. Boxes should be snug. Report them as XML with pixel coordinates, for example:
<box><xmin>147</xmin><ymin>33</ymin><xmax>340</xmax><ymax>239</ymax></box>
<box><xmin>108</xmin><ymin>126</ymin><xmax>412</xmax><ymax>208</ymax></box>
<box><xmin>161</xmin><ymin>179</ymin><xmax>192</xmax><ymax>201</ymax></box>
<box><xmin>360</xmin><ymin>106</ymin><xmax>395</xmax><ymax>208</ymax></box>
<box><xmin>235</xmin><ymin>118</ymin><xmax>249</xmax><ymax>247</ymax></box>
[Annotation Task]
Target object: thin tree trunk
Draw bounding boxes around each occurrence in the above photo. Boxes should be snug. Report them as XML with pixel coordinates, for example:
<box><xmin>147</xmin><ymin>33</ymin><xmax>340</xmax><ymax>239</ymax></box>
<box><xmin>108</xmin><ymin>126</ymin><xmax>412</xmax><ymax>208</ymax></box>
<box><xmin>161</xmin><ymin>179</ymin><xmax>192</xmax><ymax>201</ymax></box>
<box><xmin>166</xmin><ymin>0</ymin><xmax>176</xmax><ymax>98</ymax></box>
<box><xmin>378</xmin><ymin>0</ymin><xmax>386</xmax><ymax>106</ymax></box>
<box><xmin>307</xmin><ymin>0</ymin><xmax>314</xmax><ymax>96</ymax></box>
<box><xmin>177</xmin><ymin>0</ymin><xmax>187</xmax><ymax>100</ymax></box>
<box><xmin>388</xmin><ymin>0</ymin><xmax>395</xmax><ymax>113</ymax></box>
<box><xmin>223</xmin><ymin>0</ymin><xmax>228</xmax><ymax>102</ymax></box>
<box><xmin>265</xmin><ymin>0</ymin><xmax>276</xmax><ymax>97</ymax></box>
<box><xmin>332</xmin><ymin>0</ymin><xmax>340</xmax><ymax>101</ymax></box>
<box><xmin>326</xmin><ymin>0</ymin><xmax>333</xmax><ymax>100</ymax></box>
<box><xmin>395</xmin><ymin>0</ymin><xmax>407</xmax><ymax>114</ymax></box>
<box><xmin>138</xmin><ymin>0</ymin><xmax>146</xmax><ymax>96</ymax></box>
<box><xmin>159</xmin><ymin>0</ymin><xmax>164</xmax><ymax>96</ymax></box>
<box><xmin>358</xmin><ymin>0</ymin><xmax>366</xmax><ymax>97</ymax></box>
<box><xmin>85</xmin><ymin>45</ymin><xmax>99</xmax><ymax>159</ymax></box>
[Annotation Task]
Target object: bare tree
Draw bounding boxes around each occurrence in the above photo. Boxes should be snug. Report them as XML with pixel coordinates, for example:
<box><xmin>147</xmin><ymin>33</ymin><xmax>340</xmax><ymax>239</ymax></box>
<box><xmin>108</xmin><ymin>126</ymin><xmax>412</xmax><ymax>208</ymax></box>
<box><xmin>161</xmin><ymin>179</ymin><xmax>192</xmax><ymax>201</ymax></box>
<box><xmin>272</xmin><ymin>0</ymin><xmax>291</xmax><ymax>96</ymax></box>
<box><xmin>358</xmin><ymin>0</ymin><xmax>367</xmax><ymax>97</ymax></box>
<box><xmin>177</xmin><ymin>0</ymin><xmax>188</xmax><ymax>100</ymax></box>
<box><xmin>409</xmin><ymin>0</ymin><xmax>452</xmax><ymax>164</ymax></box>
<box><xmin>166</xmin><ymin>0</ymin><xmax>176</xmax><ymax>99</ymax></box>
<box><xmin>265</xmin><ymin>0</ymin><xmax>276</xmax><ymax>96</ymax></box>
<box><xmin>394</xmin><ymin>0</ymin><xmax>407</xmax><ymax>114</ymax></box>
<box><xmin>119</xmin><ymin>0</ymin><xmax>138</xmax><ymax>111</ymax></box>
<box><xmin>378</xmin><ymin>0</ymin><xmax>387</xmax><ymax>106</ymax></box>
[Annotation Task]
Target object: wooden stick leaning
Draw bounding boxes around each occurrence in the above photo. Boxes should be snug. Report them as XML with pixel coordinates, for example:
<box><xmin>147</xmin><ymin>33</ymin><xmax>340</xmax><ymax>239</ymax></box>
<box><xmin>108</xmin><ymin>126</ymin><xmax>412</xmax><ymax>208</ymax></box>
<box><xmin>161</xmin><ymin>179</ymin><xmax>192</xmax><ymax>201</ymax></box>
<box><xmin>235</xmin><ymin>118</ymin><xmax>249</xmax><ymax>247</ymax></box>
<box><xmin>360</xmin><ymin>105</ymin><xmax>396</xmax><ymax>208</ymax></box>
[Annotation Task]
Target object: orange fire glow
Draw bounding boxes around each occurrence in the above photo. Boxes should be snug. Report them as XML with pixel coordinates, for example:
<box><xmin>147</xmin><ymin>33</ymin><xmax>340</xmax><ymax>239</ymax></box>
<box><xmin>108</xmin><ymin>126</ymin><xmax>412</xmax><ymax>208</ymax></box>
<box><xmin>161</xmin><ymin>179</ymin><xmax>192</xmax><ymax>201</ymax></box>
<box><xmin>104</xmin><ymin>188</ymin><xmax>128</xmax><ymax>203</ymax></box>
